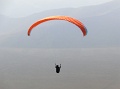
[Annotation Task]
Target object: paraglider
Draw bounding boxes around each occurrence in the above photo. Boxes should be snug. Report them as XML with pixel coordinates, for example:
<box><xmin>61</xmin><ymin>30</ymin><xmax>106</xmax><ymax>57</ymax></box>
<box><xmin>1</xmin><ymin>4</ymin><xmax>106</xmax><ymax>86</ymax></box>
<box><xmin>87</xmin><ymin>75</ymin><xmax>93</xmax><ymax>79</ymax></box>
<box><xmin>28</xmin><ymin>15</ymin><xmax>87</xmax><ymax>36</ymax></box>
<box><xmin>27</xmin><ymin>15</ymin><xmax>88</xmax><ymax>73</ymax></box>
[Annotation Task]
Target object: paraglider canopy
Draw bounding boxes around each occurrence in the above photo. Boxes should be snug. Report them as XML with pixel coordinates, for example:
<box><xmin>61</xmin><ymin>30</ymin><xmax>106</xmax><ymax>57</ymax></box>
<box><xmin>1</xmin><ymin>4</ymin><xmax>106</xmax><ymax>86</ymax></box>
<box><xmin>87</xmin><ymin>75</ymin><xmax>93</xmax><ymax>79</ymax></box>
<box><xmin>28</xmin><ymin>16</ymin><xmax>87</xmax><ymax>36</ymax></box>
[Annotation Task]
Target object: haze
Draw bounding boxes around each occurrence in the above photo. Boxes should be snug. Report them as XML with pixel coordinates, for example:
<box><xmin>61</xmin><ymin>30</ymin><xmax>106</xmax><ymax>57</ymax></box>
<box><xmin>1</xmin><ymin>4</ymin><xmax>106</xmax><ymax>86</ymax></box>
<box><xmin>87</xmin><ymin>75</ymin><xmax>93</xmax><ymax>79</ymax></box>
<box><xmin>0</xmin><ymin>0</ymin><xmax>120</xmax><ymax>89</ymax></box>
<box><xmin>0</xmin><ymin>0</ymin><xmax>112</xmax><ymax>17</ymax></box>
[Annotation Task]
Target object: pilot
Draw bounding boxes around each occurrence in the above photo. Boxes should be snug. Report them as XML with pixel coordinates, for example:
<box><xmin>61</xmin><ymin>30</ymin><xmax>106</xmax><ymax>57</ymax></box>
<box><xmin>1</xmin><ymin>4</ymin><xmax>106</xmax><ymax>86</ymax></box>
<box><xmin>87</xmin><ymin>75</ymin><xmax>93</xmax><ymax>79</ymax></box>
<box><xmin>55</xmin><ymin>64</ymin><xmax>61</xmax><ymax>73</ymax></box>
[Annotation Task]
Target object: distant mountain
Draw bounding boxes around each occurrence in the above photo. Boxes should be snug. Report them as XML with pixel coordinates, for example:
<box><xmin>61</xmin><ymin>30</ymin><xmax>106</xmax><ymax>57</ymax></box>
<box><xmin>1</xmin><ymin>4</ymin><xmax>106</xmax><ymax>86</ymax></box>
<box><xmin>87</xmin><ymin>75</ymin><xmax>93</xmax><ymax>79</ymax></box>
<box><xmin>0</xmin><ymin>0</ymin><xmax>120</xmax><ymax>48</ymax></box>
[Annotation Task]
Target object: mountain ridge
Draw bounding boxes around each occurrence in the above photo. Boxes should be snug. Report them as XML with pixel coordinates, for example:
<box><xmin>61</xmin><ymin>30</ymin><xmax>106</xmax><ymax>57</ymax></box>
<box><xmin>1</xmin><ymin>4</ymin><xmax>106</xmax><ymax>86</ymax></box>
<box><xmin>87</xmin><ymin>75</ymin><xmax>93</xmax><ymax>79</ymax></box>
<box><xmin>0</xmin><ymin>0</ymin><xmax>120</xmax><ymax>48</ymax></box>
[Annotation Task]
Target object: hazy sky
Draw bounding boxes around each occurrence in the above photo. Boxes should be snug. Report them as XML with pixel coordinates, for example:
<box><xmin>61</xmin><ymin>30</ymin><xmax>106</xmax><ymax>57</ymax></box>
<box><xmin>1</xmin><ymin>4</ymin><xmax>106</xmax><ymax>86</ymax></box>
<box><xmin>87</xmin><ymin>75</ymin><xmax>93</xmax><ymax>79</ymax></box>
<box><xmin>0</xmin><ymin>0</ymin><xmax>112</xmax><ymax>17</ymax></box>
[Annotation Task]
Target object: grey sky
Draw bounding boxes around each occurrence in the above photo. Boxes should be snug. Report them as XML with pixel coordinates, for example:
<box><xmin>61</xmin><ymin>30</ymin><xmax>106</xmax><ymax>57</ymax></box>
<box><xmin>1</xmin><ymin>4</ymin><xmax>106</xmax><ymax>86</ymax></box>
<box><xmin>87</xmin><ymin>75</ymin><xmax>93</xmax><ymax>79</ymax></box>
<box><xmin>0</xmin><ymin>0</ymin><xmax>112</xmax><ymax>17</ymax></box>
<box><xmin>0</xmin><ymin>48</ymin><xmax>120</xmax><ymax>89</ymax></box>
